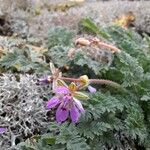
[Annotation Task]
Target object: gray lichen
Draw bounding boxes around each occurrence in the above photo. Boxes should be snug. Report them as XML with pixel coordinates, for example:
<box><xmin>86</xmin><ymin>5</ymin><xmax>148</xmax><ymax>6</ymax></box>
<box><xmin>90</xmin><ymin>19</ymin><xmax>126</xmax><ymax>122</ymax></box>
<box><xmin>0</xmin><ymin>74</ymin><xmax>53</xmax><ymax>150</ymax></box>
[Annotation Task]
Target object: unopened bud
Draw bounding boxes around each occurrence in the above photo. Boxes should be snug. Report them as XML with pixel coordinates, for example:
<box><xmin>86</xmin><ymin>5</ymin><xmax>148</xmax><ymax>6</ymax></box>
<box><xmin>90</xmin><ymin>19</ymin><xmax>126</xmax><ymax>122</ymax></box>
<box><xmin>79</xmin><ymin>75</ymin><xmax>89</xmax><ymax>87</ymax></box>
<box><xmin>75</xmin><ymin>38</ymin><xmax>90</xmax><ymax>46</ymax></box>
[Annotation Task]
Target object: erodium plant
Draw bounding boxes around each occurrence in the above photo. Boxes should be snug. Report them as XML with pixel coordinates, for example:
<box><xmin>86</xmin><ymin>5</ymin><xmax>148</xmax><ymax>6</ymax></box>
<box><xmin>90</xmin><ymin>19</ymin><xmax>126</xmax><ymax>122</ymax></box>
<box><xmin>39</xmin><ymin>63</ymin><xmax>124</xmax><ymax>124</ymax></box>
<box><xmin>1</xmin><ymin>21</ymin><xmax>150</xmax><ymax>150</ymax></box>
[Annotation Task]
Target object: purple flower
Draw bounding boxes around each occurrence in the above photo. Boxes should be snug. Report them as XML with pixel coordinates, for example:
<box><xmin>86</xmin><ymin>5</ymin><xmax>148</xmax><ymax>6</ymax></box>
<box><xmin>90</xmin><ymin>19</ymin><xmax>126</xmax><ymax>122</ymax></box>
<box><xmin>46</xmin><ymin>85</ymin><xmax>87</xmax><ymax>123</ymax></box>
<box><xmin>88</xmin><ymin>85</ymin><xmax>97</xmax><ymax>93</ymax></box>
<box><xmin>47</xmin><ymin>97</ymin><xmax>60</xmax><ymax>109</ymax></box>
<box><xmin>0</xmin><ymin>128</ymin><xmax>7</xmax><ymax>134</ymax></box>
<box><xmin>56</xmin><ymin>106</ymin><xmax>69</xmax><ymax>123</ymax></box>
<box><xmin>55</xmin><ymin>86</ymin><xmax>69</xmax><ymax>95</ymax></box>
<box><xmin>70</xmin><ymin>105</ymin><xmax>80</xmax><ymax>123</ymax></box>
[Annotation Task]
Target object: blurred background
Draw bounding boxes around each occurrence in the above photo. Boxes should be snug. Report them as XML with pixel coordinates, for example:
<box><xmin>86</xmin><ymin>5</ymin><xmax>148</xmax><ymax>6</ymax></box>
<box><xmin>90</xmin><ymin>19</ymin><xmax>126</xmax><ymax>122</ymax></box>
<box><xmin>0</xmin><ymin>0</ymin><xmax>150</xmax><ymax>42</ymax></box>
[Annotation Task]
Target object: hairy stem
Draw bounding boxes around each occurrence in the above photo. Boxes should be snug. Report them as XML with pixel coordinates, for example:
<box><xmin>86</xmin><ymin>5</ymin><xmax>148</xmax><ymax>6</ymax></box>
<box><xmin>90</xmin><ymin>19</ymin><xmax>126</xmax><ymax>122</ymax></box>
<box><xmin>60</xmin><ymin>77</ymin><xmax>125</xmax><ymax>91</ymax></box>
<box><xmin>60</xmin><ymin>77</ymin><xmax>80</xmax><ymax>82</ymax></box>
<box><xmin>97</xmin><ymin>41</ymin><xmax>121</xmax><ymax>53</ymax></box>
<box><xmin>89</xmin><ymin>79</ymin><xmax>121</xmax><ymax>88</ymax></box>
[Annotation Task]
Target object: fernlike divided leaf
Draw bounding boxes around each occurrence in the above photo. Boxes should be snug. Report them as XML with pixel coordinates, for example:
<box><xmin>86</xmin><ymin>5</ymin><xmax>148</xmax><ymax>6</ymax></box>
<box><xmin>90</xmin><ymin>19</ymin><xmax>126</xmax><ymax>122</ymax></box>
<box><xmin>3</xmin><ymin>19</ymin><xmax>150</xmax><ymax>150</ymax></box>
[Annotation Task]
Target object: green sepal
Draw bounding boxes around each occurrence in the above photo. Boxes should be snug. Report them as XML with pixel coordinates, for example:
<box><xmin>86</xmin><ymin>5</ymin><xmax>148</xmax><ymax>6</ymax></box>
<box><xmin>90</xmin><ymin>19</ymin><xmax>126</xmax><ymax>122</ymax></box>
<box><xmin>74</xmin><ymin>92</ymin><xmax>89</xmax><ymax>100</ymax></box>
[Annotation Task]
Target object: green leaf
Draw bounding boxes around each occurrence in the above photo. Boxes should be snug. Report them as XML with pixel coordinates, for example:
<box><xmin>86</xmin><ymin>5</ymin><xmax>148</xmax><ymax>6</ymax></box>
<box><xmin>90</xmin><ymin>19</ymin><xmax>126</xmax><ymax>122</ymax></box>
<box><xmin>66</xmin><ymin>135</ymin><xmax>90</xmax><ymax>150</ymax></box>
<box><xmin>73</xmin><ymin>52</ymin><xmax>111</xmax><ymax>75</ymax></box>
<box><xmin>124</xmin><ymin>103</ymin><xmax>148</xmax><ymax>143</ymax></box>
<box><xmin>48</xmin><ymin>27</ymin><xmax>74</xmax><ymax>49</ymax></box>
<box><xmin>45</xmin><ymin>46</ymin><xmax>69</xmax><ymax>67</ymax></box>
<box><xmin>0</xmin><ymin>48</ymin><xmax>49</xmax><ymax>73</ymax></box>
<box><xmin>80</xmin><ymin>18</ymin><xmax>110</xmax><ymax>39</ymax></box>
<box><xmin>141</xmin><ymin>94</ymin><xmax>150</xmax><ymax>101</ymax></box>
<box><xmin>41</xmin><ymin>135</ymin><xmax>56</xmax><ymax>145</ymax></box>
<box><xmin>115</xmin><ymin>51</ymin><xmax>144</xmax><ymax>87</ymax></box>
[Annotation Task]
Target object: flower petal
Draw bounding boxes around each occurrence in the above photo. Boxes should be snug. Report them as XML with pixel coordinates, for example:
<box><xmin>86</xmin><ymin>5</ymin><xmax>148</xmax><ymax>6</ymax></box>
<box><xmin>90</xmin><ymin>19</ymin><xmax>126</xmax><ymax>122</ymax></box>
<box><xmin>88</xmin><ymin>85</ymin><xmax>97</xmax><ymax>93</ymax></box>
<box><xmin>63</xmin><ymin>95</ymin><xmax>72</xmax><ymax>103</ymax></box>
<box><xmin>56</xmin><ymin>107</ymin><xmax>69</xmax><ymax>123</ymax></box>
<box><xmin>46</xmin><ymin>97</ymin><xmax>60</xmax><ymax>109</ymax></box>
<box><xmin>70</xmin><ymin>105</ymin><xmax>80</xmax><ymax>123</ymax></box>
<box><xmin>55</xmin><ymin>86</ymin><xmax>70</xmax><ymax>94</ymax></box>
<box><xmin>0</xmin><ymin>128</ymin><xmax>7</xmax><ymax>134</ymax></box>
<box><xmin>74</xmin><ymin>98</ymin><xmax>85</xmax><ymax>113</ymax></box>
<box><xmin>38</xmin><ymin>76</ymin><xmax>51</xmax><ymax>84</ymax></box>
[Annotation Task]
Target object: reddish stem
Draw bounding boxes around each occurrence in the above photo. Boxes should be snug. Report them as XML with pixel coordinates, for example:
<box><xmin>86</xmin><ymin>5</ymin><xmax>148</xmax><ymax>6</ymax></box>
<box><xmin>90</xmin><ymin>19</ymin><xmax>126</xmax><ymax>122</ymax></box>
<box><xmin>89</xmin><ymin>79</ymin><xmax>121</xmax><ymax>87</ymax></box>
<box><xmin>97</xmin><ymin>42</ymin><xmax>121</xmax><ymax>53</ymax></box>
<box><xmin>60</xmin><ymin>77</ymin><xmax>122</xmax><ymax>89</ymax></box>
<box><xmin>60</xmin><ymin>77</ymin><xmax>80</xmax><ymax>82</ymax></box>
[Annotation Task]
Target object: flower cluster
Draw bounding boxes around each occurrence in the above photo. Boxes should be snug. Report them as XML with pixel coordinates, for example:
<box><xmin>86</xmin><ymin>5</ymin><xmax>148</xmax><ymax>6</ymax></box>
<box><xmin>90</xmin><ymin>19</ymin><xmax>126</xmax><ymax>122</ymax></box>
<box><xmin>46</xmin><ymin>81</ymin><xmax>89</xmax><ymax>123</ymax></box>
<box><xmin>38</xmin><ymin>63</ymin><xmax>102</xmax><ymax>123</ymax></box>
<box><xmin>39</xmin><ymin>63</ymin><xmax>122</xmax><ymax>124</ymax></box>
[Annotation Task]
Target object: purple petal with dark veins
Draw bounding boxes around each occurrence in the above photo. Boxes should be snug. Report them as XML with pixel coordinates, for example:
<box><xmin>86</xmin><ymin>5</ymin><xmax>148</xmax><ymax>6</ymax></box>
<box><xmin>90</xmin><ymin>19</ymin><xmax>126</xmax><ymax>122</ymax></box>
<box><xmin>55</xmin><ymin>86</ymin><xmax>70</xmax><ymax>94</ymax></box>
<box><xmin>63</xmin><ymin>95</ymin><xmax>72</xmax><ymax>102</ymax></box>
<box><xmin>0</xmin><ymin>128</ymin><xmax>7</xmax><ymax>134</ymax></box>
<box><xmin>74</xmin><ymin>98</ymin><xmax>85</xmax><ymax>113</ymax></box>
<box><xmin>62</xmin><ymin>95</ymin><xmax>72</xmax><ymax>108</ymax></box>
<box><xmin>56</xmin><ymin>107</ymin><xmax>69</xmax><ymax>123</ymax></box>
<box><xmin>46</xmin><ymin>97</ymin><xmax>60</xmax><ymax>109</ymax></box>
<box><xmin>70</xmin><ymin>105</ymin><xmax>80</xmax><ymax>123</ymax></box>
<box><xmin>88</xmin><ymin>85</ymin><xmax>97</xmax><ymax>93</ymax></box>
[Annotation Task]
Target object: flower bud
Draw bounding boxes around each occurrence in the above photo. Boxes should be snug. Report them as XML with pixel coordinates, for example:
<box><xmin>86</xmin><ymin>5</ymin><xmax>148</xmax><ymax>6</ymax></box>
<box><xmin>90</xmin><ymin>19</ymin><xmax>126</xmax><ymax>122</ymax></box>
<box><xmin>79</xmin><ymin>75</ymin><xmax>89</xmax><ymax>87</ymax></box>
<box><xmin>75</xmin><ymin>38</ymin><xmax>90</xmax><ymax>46</ymax></box>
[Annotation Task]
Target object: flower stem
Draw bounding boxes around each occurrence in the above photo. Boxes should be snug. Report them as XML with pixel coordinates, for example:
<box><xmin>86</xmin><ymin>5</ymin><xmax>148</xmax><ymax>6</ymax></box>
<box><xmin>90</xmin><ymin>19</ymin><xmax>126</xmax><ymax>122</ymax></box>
<box><xmin>60</xmin><ymin>77</ymin><xmax>125</xmax><ymax>91</ymax></box>
<box><xmin>60</xmin><ymin>77</ymin><xmax>80</xmax><ymax>82</ymax></box>
<box><xmin>89</xmin><ymin>79</ymin><xmax>121</xmax><ymax>87</ymax></box>
<box><xmin>96</xmin><ymin>41</ymin><xmax>121</xmax><ymax>53</ymax></box>
<box><xmin>89</xmin><ymin>79</ymin><xmax>126</xmax><ymax>91</ymax></box>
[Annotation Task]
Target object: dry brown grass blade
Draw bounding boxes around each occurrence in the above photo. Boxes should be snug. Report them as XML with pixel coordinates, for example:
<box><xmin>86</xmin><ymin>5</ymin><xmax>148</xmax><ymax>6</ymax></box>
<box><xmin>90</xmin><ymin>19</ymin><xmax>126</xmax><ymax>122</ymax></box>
<box><xmin>113</xmin><ymin>11</ymin><xmax>135</xmax><ymax>28</ymax></box>
<box><xmin>26</xmin><ymin>44</ymin><xmax>48</xmax><ymax>53</ymax></box>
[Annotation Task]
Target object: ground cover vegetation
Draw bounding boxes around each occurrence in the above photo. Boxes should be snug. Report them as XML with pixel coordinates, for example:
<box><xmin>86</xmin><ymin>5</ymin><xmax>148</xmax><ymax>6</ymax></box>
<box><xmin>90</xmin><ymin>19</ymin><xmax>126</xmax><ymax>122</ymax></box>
<box><xmin>0</xmin><ymin>1</ymin><xmax>150</xmax><ymax>150</ymax></box>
